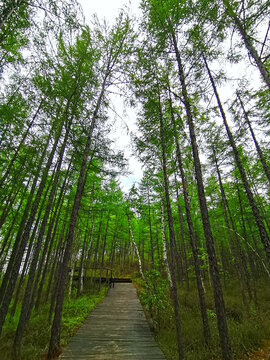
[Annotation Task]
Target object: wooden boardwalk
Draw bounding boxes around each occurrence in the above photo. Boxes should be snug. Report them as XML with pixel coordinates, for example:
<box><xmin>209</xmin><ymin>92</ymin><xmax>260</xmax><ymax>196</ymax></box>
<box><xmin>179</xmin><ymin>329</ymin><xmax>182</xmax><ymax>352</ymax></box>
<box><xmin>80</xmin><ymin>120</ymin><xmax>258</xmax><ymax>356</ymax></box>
<box><xmin>60</xmin><ymin>283</ymin><xmax>166</xmax><ymax>359</ymax></box>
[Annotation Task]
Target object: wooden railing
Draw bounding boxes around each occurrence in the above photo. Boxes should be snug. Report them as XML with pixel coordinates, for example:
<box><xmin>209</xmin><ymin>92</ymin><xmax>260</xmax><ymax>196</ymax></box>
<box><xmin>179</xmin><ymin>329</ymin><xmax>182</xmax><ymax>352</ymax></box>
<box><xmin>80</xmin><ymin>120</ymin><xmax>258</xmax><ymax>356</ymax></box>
<box><xmin>70</xmin><ymin>266</ymin><xmax>132</xmax><ymax>287</ymax></box>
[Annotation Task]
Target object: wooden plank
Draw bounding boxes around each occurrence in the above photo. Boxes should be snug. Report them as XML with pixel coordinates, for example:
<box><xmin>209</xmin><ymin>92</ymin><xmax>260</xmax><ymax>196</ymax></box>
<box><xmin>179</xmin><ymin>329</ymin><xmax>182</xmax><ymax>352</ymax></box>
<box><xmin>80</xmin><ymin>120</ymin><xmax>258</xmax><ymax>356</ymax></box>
<box><xmin>60</xmin><ymin>283</ymin><xmax>166</xmax><ymax>359</ymax></box>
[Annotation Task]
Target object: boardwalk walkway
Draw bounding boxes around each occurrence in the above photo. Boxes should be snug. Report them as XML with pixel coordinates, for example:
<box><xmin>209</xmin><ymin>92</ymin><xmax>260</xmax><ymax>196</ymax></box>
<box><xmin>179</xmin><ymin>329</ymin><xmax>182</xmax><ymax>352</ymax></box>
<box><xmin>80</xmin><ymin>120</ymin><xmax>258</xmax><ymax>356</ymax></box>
<box><xmin>60</xmin><ymin>283</ymin><xmax>166</xmax><ymax>359</ymax></box>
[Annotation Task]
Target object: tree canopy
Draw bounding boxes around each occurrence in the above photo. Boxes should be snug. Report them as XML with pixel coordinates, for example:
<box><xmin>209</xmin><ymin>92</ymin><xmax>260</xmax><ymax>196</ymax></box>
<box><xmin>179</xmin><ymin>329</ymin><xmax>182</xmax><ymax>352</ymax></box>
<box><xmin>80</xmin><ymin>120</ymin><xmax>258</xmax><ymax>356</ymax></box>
<box><xmin>0</xmin><ymin>0</ymin><xmax>269</xmax><ymax>359</ymax></box>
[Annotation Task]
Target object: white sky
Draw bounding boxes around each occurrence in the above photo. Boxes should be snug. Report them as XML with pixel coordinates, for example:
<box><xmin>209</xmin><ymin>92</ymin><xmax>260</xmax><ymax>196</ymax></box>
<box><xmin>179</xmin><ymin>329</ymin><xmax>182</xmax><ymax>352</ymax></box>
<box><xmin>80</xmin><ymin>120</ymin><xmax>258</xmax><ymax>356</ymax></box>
<box><xmin>79</xmin><ymin>0</ymin><xmax>135</xmax><ymax>23</ymax></box>
<box><xmin>78</xmin><ymin>0</ymin><xmax>143</xmax><ymax>192</ymax></box>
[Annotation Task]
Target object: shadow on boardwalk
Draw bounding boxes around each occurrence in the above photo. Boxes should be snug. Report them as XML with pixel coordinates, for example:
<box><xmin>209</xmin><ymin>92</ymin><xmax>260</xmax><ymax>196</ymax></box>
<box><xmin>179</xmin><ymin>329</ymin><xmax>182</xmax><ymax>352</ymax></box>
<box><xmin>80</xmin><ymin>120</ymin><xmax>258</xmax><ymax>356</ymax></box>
<box><xmin>60</xmin><ymin>283</ymin><xmax>166</xmax><ymax>359</ymax></box>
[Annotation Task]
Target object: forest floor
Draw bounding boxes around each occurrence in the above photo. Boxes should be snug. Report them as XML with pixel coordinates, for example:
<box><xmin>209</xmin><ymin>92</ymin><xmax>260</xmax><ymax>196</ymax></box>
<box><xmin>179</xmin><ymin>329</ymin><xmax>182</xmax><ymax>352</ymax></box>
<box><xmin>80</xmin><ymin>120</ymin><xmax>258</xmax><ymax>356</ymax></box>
<box><xmin>1</xmin><ymin>267</ymin><xmax>269</xmax><ymax>360</ymax></box>
<box><xmin>243</xmin><ymin>340</ymin><xmax>270</xmax><ymax>360</ymax></box>
<box><xmin>0</xmin><ymin>285</ymin><xmax>108</xmax><ymax>360</ymax></box>
<box><xmin>131</xmin><ymin>271</ymin><xmax>270</xmax><ymax>360</ymax></box>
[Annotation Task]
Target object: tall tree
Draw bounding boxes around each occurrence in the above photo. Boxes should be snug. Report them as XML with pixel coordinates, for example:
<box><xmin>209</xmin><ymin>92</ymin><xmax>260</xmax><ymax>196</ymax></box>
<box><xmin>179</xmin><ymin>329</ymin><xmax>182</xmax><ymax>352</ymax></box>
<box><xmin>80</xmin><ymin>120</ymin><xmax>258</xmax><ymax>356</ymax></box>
<box><xmin>47</xmin><ymin>14</ymin><xmax>134</xmax><ymax>357</ymax></box>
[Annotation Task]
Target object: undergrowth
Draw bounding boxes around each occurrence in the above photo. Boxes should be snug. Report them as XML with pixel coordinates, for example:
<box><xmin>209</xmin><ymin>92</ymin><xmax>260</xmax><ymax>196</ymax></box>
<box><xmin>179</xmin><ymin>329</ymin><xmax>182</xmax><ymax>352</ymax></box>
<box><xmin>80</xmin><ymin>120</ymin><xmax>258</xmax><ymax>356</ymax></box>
<box><xmin>134</xmin><ymin>271</ymin><xmax>270</xmax><ymax>360</ymax></box>
<box><xmin>0</xmin><ymin>285</ymin><xmax>108</xmax><ymax>360</ymax></box>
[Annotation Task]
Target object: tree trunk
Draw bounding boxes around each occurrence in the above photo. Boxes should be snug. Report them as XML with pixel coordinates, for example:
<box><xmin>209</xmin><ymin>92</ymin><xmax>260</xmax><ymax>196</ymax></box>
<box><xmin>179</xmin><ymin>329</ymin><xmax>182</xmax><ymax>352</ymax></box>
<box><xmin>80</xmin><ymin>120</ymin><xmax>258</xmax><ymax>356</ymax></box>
<box><xmin>34</xmin><ymin>161</ymin><xmax>71</xmax><ymax>310</ymax></box>
<box><xmin>158</xmin><ymin>92</ymin><xmax>184</xmax><ymax>359</ymax></box>
<box><xmin>34</xmin><ymin>188</ymin><xmax>66</xmax><ymax>311</ymax></box>
<box><xmin>127</xmin><ymin>214</ymin><xmax>146</xmax><ymax>282</ymax></box>
<box><xmin>0</xmin><ymin>177</ymin><xmax>30</xmax><ymax>260</ymax></box>
<box><xmin>0</xmin><ymin>100</ymin><xmax>42</xmax><ymax>188</ymax></box>
<box><xmin>77</xmin><ymin>213</ymin><xmax>91</xmax><ymax>297</ymax></box>
<box><xmin>13</xmin><ymin>121</ymin><xmax>71</xmax><ymax>354</ymax></box>
<box><xmin>160</xmin><ymin>199</ymin><xmax>172</xmax><ymax>287</ymax></box>
<box><xmin>172</xmin><ymin>33</ymin><xmax>231</xmax><ymax>359</ymax></box>
<box><xmin>223</xmin><ymin>0</ymin><xmax>270</xmax><ymax>89</ymax></box>
<box><xmin>9</xmin><ymin>180</ymin><xmax>51</xmax><ymax>319</ymax></box>
<box><xmin>175</xmin><ymin>181</ymin><xmax>189</xmax><ymax>288</ymax></box>
<box><xmin>213</xmin><ymin>150</ymin><xmax>249</xmax><ymax>305</ymax></box>
<box><xmin>236</xmin><ymin>181</ymin><xmax>259</xmax><ymax>303</ymax></box>
<box><xmin>169</xmin><ymin>95</ymin><xmax>211</xmax><ymax>344</ymax></box>
<box><xmin>68</xmin><ymin>253</ymin><xmax>77</xmax><ymax>301</ymax></box>
<box><xmin>0</xmin><ymin>183</ymin><xmax>22</xmax><ymax>229</ymax></box>
<box><xmin>47</xmin><ymin>78</ymin><xmax>107</xmax><ymax>358</ymax></box>
<box><xmin>99</xmin><ymin>215</ymin><xmax>110</xmax><ymax>291</ymax></box>
<box><xmin>146</xmin><ymin>188</ymin><xmax>155</xmax><ymax>267</ymax></box>
<box><xmin>0</xmin><ymin>131</ymin><xmax>52</xmax><ymax>335</ymax></box>
<box><xmin>237</xmin><ymin>92</ymin><xmax>270</xmax><ymax>186</ymax></box>
<box><xmin>204</xmin><ymin>56</ymin><xmax>270</xmax><ymax>268</ymax></box>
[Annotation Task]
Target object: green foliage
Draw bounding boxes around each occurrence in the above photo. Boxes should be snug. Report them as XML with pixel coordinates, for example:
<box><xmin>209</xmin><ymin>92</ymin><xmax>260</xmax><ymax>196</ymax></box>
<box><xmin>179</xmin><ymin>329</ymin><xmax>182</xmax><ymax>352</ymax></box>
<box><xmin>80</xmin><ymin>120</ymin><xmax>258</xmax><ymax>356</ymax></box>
<box><xmin>207</xmin><ymin>308</ymin><xmax>217</xmax><ymax>320</ymax></box>
<box><xmin>61</xmin><ymin>286</ymin><xmax>108</xmax><ymax>342</ymax></box>
<box><xmin>0</xmin><ymin>1</ymin><xmax>30</xmax><ymax>70</ymax></box>
<box><xmin>140</xmin><ymin>270</ymin><xmax>173</xmax><ymax>325</ymax></box>
<box><xmin>0</xmin><ymin>287</ymin><xmax>107</xmax><ymax>360</ymax></box>
<box><xmin>139</xmin><ymin>279</ymin><xmax>270</xmax><ymax>360</ymax></box>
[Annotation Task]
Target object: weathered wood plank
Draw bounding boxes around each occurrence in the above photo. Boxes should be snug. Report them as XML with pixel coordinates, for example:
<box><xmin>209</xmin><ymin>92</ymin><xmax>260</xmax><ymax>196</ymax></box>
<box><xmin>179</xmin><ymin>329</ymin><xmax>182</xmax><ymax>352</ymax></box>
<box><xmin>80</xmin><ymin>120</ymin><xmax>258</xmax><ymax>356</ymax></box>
<box><xmin>60</xmin><ymin>283</ymin><xmax>166</xmax><ymax>360</ymax></box>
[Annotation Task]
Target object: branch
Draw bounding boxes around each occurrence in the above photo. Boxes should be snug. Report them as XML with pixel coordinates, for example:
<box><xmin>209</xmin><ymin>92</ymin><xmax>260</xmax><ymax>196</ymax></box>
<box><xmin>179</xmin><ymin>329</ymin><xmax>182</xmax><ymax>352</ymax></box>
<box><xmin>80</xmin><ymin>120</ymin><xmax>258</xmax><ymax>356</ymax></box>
<box><xmin>260</xmin><ymin>21</ymin><xmax>270</xmax><ymax>59</ymax></box>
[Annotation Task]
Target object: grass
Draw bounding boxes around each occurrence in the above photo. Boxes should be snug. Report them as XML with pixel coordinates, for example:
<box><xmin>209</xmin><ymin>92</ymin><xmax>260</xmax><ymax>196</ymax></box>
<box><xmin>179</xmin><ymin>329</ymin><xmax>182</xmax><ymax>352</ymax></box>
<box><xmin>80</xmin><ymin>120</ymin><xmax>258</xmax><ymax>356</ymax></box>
<box><xmin>134</xmin><ymin>273</ymin><xmax>270</xmax><ymax>360</ymax></box>
<box><xmin>3</xmin><ymin>265</ymin><xmax>269</xmax><ymax>360</ymax></box>
<box><xmin>61</xmin><ymin>286</ymin><xmax>107</xmax><ymax>345</ymax></box>
<box><xmin>0</xmin><ymin>285</ymin><xmax>108</xmax><ymax>360</ymax></box>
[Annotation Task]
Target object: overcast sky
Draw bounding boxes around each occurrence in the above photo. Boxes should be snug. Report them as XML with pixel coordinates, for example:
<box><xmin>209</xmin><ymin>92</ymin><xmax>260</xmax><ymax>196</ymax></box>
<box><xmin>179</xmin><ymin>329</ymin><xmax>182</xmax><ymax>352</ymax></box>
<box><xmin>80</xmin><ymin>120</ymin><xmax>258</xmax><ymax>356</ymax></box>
<box><xmin>78</xmin><ymin>0</ymin><xmax>143</xmax><ymax>192</ymax></box>
<box><xmin>79</xmin><ymin>0</ymin><xmax>137</xmax><ymax>23</ymax></box>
